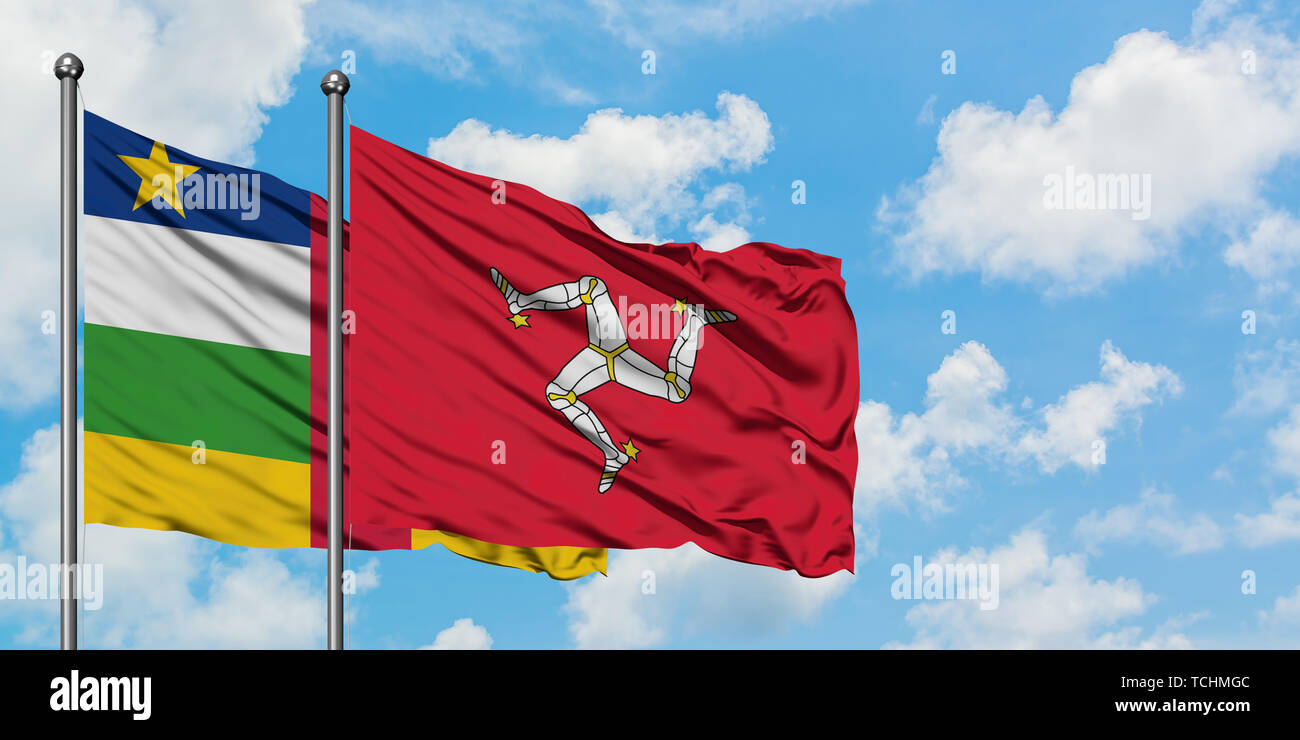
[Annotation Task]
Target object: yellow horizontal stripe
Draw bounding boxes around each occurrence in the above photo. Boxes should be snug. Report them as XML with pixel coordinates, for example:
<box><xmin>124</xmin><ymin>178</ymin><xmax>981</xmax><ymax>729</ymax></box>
<box><xmin>84</xmin><ymin>431</ymin><xmax>310</xmax><ymax>548</ymax></box>
<box><xmin>85</xmin><ymin>431</ymin><xmax>605</xmax><ymax>578</ymax></box>
<box><xmin>411</xmin><ymin>530</ymin><xmax>607</xmax><ymax>581</ymax></box>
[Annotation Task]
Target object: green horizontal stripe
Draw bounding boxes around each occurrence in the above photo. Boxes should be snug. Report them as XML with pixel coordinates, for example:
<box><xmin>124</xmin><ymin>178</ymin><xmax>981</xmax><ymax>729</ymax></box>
<box><xmin>84</xmin><ymin>323</ymin><xmax>310</xmax><ymax>463</ymax></box>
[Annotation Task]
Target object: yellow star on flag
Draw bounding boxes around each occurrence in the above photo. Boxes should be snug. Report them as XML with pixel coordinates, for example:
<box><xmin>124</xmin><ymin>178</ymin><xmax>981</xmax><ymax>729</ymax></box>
<box><xmin>670</xmin><ymin>297</ymin><xmax>689</xmax><ymax>315</ymax></box>
<box><xmin>620</xmin><ymin>439</ymin><xmax>640</xmax><ymax>462</ymax></box>
<box><xmin>117</xmin><ymin>141</ymin><xmax>201</xmax><ymax>218</ymax></box>
<box><xmin>507</xmin><ymin>313</ymin><xmax>531</xmax><ymax>329</ymax></box>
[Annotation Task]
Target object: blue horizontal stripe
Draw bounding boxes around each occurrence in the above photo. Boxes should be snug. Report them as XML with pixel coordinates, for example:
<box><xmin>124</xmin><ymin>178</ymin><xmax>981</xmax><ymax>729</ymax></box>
<box><xmin>83</xmin><ymin>111</ymin><xmax>311</xmax><ymax>247</ymax></box>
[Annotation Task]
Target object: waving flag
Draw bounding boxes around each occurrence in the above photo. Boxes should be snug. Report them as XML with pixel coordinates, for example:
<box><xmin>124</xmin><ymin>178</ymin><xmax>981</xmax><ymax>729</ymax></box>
<box><xmin>80</xmin><ymin>112</ymin><xmax>604</xmax><ymax>579</ymax></box>
<box><xmin>349</xmin><ymin>127</ymin><xmax>858</xmax><ymax>577</ymax></box>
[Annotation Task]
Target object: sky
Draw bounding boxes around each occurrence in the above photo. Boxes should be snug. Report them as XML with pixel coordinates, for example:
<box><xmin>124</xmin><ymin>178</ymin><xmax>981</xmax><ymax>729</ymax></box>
<box><xmin>2</xmin><ymin>0</ymin><xmax>1300</xmax><ymax>649</ymax></box>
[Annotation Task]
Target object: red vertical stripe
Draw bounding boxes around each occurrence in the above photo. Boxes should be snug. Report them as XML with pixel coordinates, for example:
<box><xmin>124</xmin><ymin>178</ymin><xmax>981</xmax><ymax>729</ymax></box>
<box><xmin>310</xmin><ymin>194</ymin><xmax>410</xmax><ymax>550</ymax></box>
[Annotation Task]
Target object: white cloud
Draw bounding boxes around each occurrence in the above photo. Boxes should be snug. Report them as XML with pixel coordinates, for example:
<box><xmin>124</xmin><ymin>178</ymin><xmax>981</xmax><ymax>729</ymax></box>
<box><xmin>1224</xmin><ymin>210</ymin><xmax>1300</xmax><ymax>297</ymax></box>
<box><xmin>310</xmin><ymin>0</ymin><xmax>528</xmax><ymax>80</ymax></box>
<box><xmin>309</xmin><ymin>2</ymin><xmax>616</xmax><ymax>109</ymax></box>
<box><xmin>157</xmin><ymin>551</ymin><xmax>324</xmax><ymax>649</ymax></box>
<box><xmin>0</xmin><ymin>0</ymin><xmax>313</xmax><ymax>409</ymax></box>
<box><xmin>1235</xmin><ymin>493</ymin><xmax>1300</xmax><ymax>547</ymax></box>
<box><xmin>588</xmin><ymin>0</ymin><xmax>870</xmax><ymax>46</ymax></box>
<box><xmin>315</xmin><ymin>2</ymin><xmax>862</xmax><ymax>105</ymax></box>
<box><xmin>1092</xmin><ymin>613</ymin><xmax>1201</xmax><ymax>650</ymax></box>
<box><xmin>540</xmin><ymin>75</ymin><xmax>599</xmax><ymax>106</ymax></box>
<box><xmin>0</xmin><ymin>424</ymin><xmax>327</xmax><ymax>648</ymax></box>
<box><xmin>563</xmin><ymin>544</ymin><xmax>853</xmax><ymax>648</ymax></box>
<box><xmin>920</xmin><ymin>341</ymin><xmax>1018</xmax><ymax>452</ymax></box>
<box><xmin>421</xmin><ymin>618</ymin><xmax>493</xmax><ymax>650</ymax></box>
<box><xmin>350</xmin><ymin>557</ymin><xmax>381</xmax><ymax>593</ymax></box>
<box><xmin>1259</xmin><ymin>585</ymin><xmax>1300</xmax><ymax>627</ymax></box>
<box><xmin>916</xmin><ymin>93</ymin><xmax>938</xmax><ymax>126</ymax></box>
<box><xmin>853</xmin><ymin>400</ymin><xmax>958</xmax><ymax>515</ymax></box>
<box><xmin>1228</xmin><ymin>409</ymin><xmax>1300</xmax><ymax>547</ymax></box>
<box><xmin>427</xmin><ymin>92</ymin><xmax>773</xmax><ymax>247</ymax></box>
<box><xmin>1015</xmin><ymin>341</ymin><xmax>1182</xmax><ymax>473</ymax></box>
<box><xmin>879</xmin><ymin>13</ymin><xmax>1300</xmax><ymax>294</ymax></box>
<box><xmin>560</xmin><ymin>343</ymin><xmax>1176</xmax><ymax>647</ymax></box>
<box><xmin>689</xmin><ymin>213</ymin><xmax>752</xmax><ymax>252</ymax></box>
<box><xmin>1075</xmin><ymin>488</ymin><xmax>1225</xmax><ymax>555</ymax></box>
<box><xmin>857</xmin><ymin>341</ymin><xmax>1180</xmax><ymax>516</ymax></box>
<box><xmin>1231</xmin><ymin>339</ymin><xmax>1300</xmax><ymax>416</ymax></box>
<box><xmin>688</xmin><ymin>183</ymin><xmax>754</xmax><ymax>250</ymax></box>
<box><xmin>1267</xmin><ymin>405</ymin><xmax>1300</xmax><ymax>480</ymax></box>
<box><xmin>886</xmin><ymin>529</ymin><xmax>1181</xmax><ymax>649</ymax></box>
<box><xmin>587</xmin><ymin>211</ymin><xmax>661</xmax><ymax>245</ymax></box>
<box><xmin>855</xmin><ymin>342</ymin><xmax>1014</xmax><ymax>517</ymax></box>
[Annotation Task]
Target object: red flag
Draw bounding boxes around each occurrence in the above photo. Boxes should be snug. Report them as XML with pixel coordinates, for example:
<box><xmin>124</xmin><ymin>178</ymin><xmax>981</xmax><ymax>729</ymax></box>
<box><xmin>307</xmin><ymin>200</ymin><xmax>409</xmax><ymax>549</ymax></box>
<box><xmin>349</xmin><ymin>127</ymin><xmax>857</xmax><ymax>576</ymax></box>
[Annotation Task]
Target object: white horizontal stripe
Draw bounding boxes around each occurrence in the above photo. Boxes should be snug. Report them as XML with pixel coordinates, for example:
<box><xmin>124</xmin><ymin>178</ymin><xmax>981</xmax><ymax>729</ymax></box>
<box><xmin>84</xmin><ymin>215</ymin><xmax>310</xmax><ymax>355</ymax></box>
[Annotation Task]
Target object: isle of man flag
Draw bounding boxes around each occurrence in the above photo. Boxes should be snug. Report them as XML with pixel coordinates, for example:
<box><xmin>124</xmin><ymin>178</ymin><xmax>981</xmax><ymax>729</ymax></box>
<box><xmin>81</xmin><ymin>111</ymin><xmax>603</xmax><ymax>579</ymax></box>
<box><xmin>349</xmin><ymin>128</ymin><xmax>858</xmax><ymax>577</ymax></box>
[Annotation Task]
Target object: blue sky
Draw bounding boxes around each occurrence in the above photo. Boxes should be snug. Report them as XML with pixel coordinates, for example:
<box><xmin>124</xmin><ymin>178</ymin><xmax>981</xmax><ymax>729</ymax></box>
<box><xmin>3</xmin><ymin>0</ymin><xmax>1300</xmax><ymax>648</ymax></box>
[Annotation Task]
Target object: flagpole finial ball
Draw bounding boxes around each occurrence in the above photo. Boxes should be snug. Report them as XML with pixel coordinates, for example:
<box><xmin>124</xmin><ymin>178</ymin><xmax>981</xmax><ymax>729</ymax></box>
<box><xmin>53</xmin><ymin>53</ymin><xmax>83</xmax><ymax>80</ymax></box>
<box><xmin>320</xmin><ymin>70</ymin><xmax>350</xmax><ymax>97</ymax></box>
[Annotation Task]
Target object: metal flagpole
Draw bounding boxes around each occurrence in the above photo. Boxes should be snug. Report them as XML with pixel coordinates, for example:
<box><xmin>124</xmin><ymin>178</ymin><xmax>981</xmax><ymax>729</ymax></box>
<box><xmin>54</xmin><ymin>52</ymin><xmax>83</xmax><ymax>652</ymax></box>
<box><xmin>321</xmin><ymin>69</ymin><xmax>350</xmax><ymax>650</ymax></box>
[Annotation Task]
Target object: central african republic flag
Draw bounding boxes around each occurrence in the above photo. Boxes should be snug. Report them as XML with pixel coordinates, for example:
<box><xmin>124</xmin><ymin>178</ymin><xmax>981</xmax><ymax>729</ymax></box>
<box><xmin>79</xmin><ymin>111</ymin><xmax>603</xmax><ymax>579</ymax></box>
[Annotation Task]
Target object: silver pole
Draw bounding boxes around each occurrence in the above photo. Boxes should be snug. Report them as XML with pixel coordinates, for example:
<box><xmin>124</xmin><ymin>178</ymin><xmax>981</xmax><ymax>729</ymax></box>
<box><xmin>54</xmin><ymin>52</ymin><xmax>83</xmax><ymax>652</ymax></box>
<box><xmin>321</xmin><ymin>69</ymin><xmax>349</xmax><ymax>651</ymax></box>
